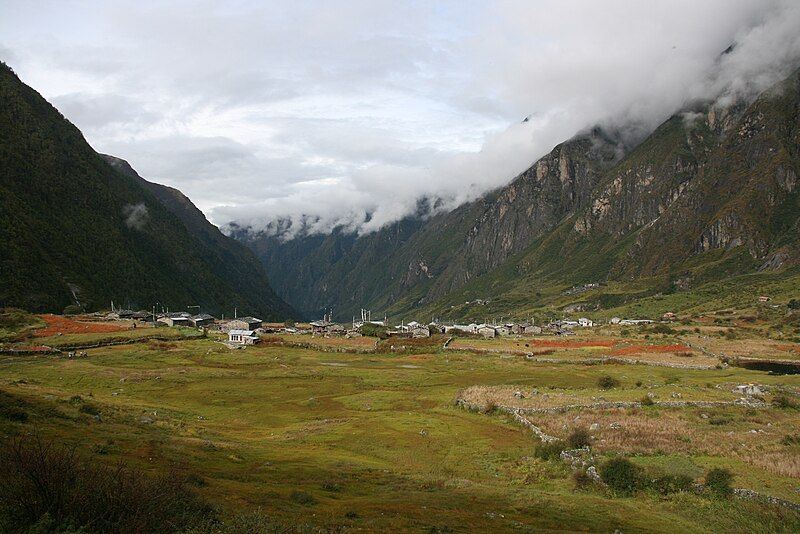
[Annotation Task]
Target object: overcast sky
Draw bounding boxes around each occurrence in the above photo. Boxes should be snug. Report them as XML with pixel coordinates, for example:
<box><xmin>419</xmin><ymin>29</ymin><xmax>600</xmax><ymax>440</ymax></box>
<box><xmin>3</xmin><ymin>1</ymin><xmax>800</xmax><ymax>237</ymax></box>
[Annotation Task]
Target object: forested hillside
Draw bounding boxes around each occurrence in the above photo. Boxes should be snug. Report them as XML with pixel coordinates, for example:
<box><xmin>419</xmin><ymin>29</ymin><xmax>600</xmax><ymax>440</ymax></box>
<box><xmin>0</xmin><ymin>62</ymin><xmax>294</xmax><ymax>319</ymax></box>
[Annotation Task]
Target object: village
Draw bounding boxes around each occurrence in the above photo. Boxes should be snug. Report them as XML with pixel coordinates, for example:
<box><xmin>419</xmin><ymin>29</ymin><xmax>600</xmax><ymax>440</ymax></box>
<box><xmin>101</xmin><ymin>303</ymin><xmax>684</xmax><ymax>346</ymax></box>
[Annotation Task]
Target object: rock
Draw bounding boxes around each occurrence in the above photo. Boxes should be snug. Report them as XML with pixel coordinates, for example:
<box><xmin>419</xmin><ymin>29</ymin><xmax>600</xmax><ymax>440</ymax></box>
<box><xmin>700</xmin><ymin>413</ymin><xmax>709</xmax><ymax>419</ymax></box>
<box><xmin>734</xmin><ymin>384</ymin><xmax>763</xmax><ymax>396</ymax></box>
<box><xmin>610</xmin><ymin>422</ymin><xmax>621</xmax><ymax>430</ymax></box>
<box><xmin>513</xmin><ymin>390</ymin><xmax>525</xmax><ymax>399</ymax></box>
<box><xmin>139</xmin><ymin>416</ymin><xmax>153</xmax><ymax>424</ymax></box>
<box><xmin>589</xmin><ymin>423</ymin><xmax>600</xmax><ymax>431</ymax></box>
<box><xmin>586</xmin><ymin>465</ymin><xmax>602</xmax><ymax>481</ymax></box>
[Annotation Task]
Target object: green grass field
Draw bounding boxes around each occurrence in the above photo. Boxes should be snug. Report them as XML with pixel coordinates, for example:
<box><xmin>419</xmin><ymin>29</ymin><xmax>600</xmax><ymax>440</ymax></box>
<box><xmin>2</xmin><ymin>321</ymin><xmax>800</xmax><ymax>531</ymax></box>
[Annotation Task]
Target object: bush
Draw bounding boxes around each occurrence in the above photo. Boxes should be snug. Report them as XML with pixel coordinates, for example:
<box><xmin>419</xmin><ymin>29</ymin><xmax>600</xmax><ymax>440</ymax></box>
<box><xmin>289</xmin><ymin>490</ymin><xmax>317</xmax><ymax>505</ymax></box>
<box><xmin>0</xmin><ymin>406</ymin><xmax>28</xmax><ymax>422</ymax></box>
<box><xmin>359</xmin><ymin>323</ymin><xmax>389</xmax><ymax>339</ymax></box>
<box><xmin>78</xmin><ymin>403</ymin><xmax>100</xmax><ymax>416</ymax></box>
<box><xmin>572</xmin><ymin>469</ymin><xmax>595</xmax><ymax>490</ymax></box>
<box><xmin>599</xmin><ymin>458</ymin><xmax>640</xmax><ymax>495</ymax></box>
<box><xmin>705</xmin><ymin>468</ymin><xmax>734</xmax><ymax>497</ymax></box>
<box><xmin>788</xmin><ymin>299</ymin><xmax>800</xmax><ymax>310</ymax></box>
<box><xmin>62</xmin><ymin>304</ymin><xmax>84</xmax><ymax>316</ymax></box>
<box><xmin>567</xmin><ymin>428</ymin><xmax>592</xmax><ymax>449</ymax></box>
<box><xmin>772</xmin><ymin>395</ymin><xmax>798</xmax><ymax>409</ymax></box>
<box><xmin>708</xmin><ymin>416</ymin><xmax>731</xmax><ymax>426</ymax></box>
<box><xmin>640</xmin><ymin>395</ymin><xmax>654</xmax><ymax>406</ymax></box>
<box><xmin>284</xmin><ymin>319</ymin><xmax>295</xmax><ymax>328</ymax></box>
<box><xmin>780</xmin><ymin>434</ymin><xmax>800</xmax><ymax>446</ymax></box>
<box><xmin>533</xmin><ymin>440</ymin><xmax>567</xmax><ymax>461</ymax></box>
<box><xmin>649</xmin><ymin>324</ymin><xmax>676</xmax><ymax>335</ymax></box>
<box><xmin>0</xmin><ymin>434</ymin><xmax>214</xmax><ymax>532</ymax></box>
<box><xmin>597</xmin><ymin>375</ymin><xmax>621</xmax><ymax>390</ymax></box>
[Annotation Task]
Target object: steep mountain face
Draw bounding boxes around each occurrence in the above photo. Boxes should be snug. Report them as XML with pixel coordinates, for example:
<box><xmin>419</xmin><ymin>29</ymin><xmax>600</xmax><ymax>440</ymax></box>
<box><xmin>0</xmin><ymin>62</ymin><xmax>294</xmax><ymax>319</ymax></box>
<box><xmin>243</xmin><ymin>68</ymin><xmax>800</xmax><ymax>321</ymax></box>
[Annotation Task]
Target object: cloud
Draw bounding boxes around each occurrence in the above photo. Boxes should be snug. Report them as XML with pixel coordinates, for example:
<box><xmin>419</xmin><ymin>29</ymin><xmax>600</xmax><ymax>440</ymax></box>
<box><xmin>2</xmin><ymin>1</ymin><xmax>799</xmax><ymax>238</ymax></box>
<box><xmin>122</xmin><ymin>202</ymin><xmax>149</xmax><ymax>230</ymax></box>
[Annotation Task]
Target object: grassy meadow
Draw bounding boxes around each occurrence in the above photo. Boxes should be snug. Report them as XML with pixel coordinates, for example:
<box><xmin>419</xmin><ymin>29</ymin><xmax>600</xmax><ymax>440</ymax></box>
<box><xmin>1</xmin><ymin>313</ymin><xmax>800</xmax><ymax>531</ymax></box>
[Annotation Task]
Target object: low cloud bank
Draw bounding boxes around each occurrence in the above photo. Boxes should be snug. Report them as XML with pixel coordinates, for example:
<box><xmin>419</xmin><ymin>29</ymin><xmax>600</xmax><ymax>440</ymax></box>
<box><xmin>216</xmin><ymin>1</ymin><xmax>800</xmax><ymax>239</ymax></box>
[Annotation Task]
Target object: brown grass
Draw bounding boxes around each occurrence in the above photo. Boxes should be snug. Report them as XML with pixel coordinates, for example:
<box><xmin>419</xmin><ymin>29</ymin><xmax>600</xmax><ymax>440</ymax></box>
<box><xmin>526</xmin><ymin>408</ymin><xmax>800</xmax><ymax>478</ymax></box>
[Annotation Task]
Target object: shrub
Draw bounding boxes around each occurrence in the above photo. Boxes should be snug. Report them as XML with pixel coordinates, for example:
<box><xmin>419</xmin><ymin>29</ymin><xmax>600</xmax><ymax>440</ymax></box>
<box><xmin>640</xmin><ymin>395</ymin><xmax>654</xmax><ymax>406</ymax></box>
<box><xmin>359</xmin><ymin>323</ymin><xmax>389</xmax><ymax>339</ymax></box>
<box><xmin>284</xmin><ymin>318</ymin><xmax>296</xmax><ymax>328</ymax></box>
<box><xmin>1</xmin><ymin>406</ymin><xmax>28</xmax><ymax>422</ymax></box>
<box><xmin>533</xmin><ymin>440</ymin><xmax>567</xmax><ymax>461</ymax></box>
<box><xmin>572</xmin><ymin>469</ymin><xmax>594</xmax><ymax>490</ymax></box>
<box><xmin>705</xmin><ymin>468</ymin><xmax>734</xmax><ymax>497</ymax></box>
<box><xmin>62</xmin><ymin>304</ymin><xmax>84</xmax><ymax>315</ymax></box>
<box><xmin>788</xmin><ymin>299</ymin><xmax>800</xmax><ymax>310</ymax></box>
<box><xmin>649</xmin><ymin>324</ymin><xmax>676</xmax><ymax>335</ymax></box>
<box><xmin>780</xmin><ymin>434</ymin><xmax>800</xmax><ymax>446</ymax></box>
<box><xmin>321</xmin><ymin>482</ymin><xmax>342</xmax><ymax>492</ymax></box>
<box><xmin>708</xmin><ymin>416</ymin><xmax>731</xmax><ymax>426</ymax></box>
<box><xmin>597</xmin><ymin>375</ymin><xmax>621</xmax><ymax>390</ymax></box>
<box><xmin>0</xmin><ymin>434</ymin><xmax>214</xmax><ymax>532</ymax></box>
<box><xmin>567</xmin><ymin>428</ymin><xmax>592</xmax><ymax>449</ymax></box>
<box><xmin>482</xmin><ymin>400</ymin><xmax>499</xmax><ymax>414</ymax></box>
<box><xmin>289</xmin><ymin>490</ymin><xmax>317</xmax><ymax>505</ymax></box>
<box><xmin>599</xmin><ymin>458</ymin><xmax>640</xmax><ymax>495</ymax></box>
<box><xmin>772</xmin><ymin>395</ymin><xmax>798</xmax><ymax>409</ymax></box>
<box><xmin>78</xmin><ymin>403</ymin><xmax>100</xmax><ymax>416</ymax></box>
<box><xmin>635</xmin><ymin>380</ymin><xmax>643</xmax><ymax>387</ymax></box>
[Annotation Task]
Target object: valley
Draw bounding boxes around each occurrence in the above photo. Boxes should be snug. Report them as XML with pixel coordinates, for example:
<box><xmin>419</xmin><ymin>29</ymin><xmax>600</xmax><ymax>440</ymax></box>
<box><xmin>2</xmin><ymin>309</ymin><xmax>800</xmax><ymax>531</ymax></box>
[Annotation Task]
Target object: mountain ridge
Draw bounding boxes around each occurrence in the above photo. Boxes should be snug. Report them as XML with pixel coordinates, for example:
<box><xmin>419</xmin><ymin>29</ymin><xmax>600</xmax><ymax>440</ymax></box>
<box><xmin>241</xmin><ymin>68</ymin><xmax>800</xmax><ymax>321</ymax></box>
<box><xmin>0</xmin><ymin>62</ymin><xmax>294</xmax><ymax>319</ymax></box>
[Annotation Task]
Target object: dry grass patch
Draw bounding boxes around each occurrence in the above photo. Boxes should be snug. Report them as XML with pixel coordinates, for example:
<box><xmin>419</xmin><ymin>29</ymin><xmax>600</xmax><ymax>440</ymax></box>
<box><xmin>526</xmin><ymin>407</ymin><xmax>800</xmax><ymax>478</ymax></box>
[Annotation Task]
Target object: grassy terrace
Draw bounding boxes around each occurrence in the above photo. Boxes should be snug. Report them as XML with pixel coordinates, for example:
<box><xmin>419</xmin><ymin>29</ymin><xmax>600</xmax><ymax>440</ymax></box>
<box><xmin>1</xmin><ymin>318</ymin><xmax>800</xmax><ymax>531</ymax></box>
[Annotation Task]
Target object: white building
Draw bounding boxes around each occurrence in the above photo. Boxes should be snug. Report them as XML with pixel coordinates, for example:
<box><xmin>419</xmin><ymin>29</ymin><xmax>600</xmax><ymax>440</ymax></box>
<box><xmin>228</xmin><ymin>329</ymin><xmax>259</xmax><ymax>345</ymax></box>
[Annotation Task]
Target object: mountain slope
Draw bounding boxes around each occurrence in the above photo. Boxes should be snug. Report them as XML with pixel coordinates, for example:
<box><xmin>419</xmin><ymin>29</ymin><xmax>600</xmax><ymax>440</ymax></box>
<box><xmin>243</xmin><ymin>69</ymin><xmax>800</xmax><ymax>321</ymax></box>
<box><xmin>0</xmin><ymin>62</ymin><xmax>294</xmax><ymax>319</ymax></box>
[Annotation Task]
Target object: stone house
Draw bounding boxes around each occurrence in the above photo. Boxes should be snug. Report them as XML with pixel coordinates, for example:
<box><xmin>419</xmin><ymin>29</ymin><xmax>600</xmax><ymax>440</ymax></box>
<box><xmin>411</xmin><ymin>325</ymin><xmax>430</xmax><ymax>338</ymax></box>
<box><xmin>227</xmin><ymin>317</ymin><xmax>262</xmax><ymax>331</ymax></box>
<box><xmin>158</xmin><ymin>313</ymin><xmax>191</xmax><ymax>327</ymax></box>
<box><xmin>190</xmin><ymin>313</ymin><xmax>215</xmax><ymax>327</ymax></box>
<box><xmin>477</xmin><ymin>325</ymin><xmax>496</xmax><ymax>338</ymax></box>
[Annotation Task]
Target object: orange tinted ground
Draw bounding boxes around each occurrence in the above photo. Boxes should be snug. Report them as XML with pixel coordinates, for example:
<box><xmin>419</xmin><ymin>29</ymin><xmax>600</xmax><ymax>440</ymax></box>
<box><xmin>776</xmin><ymin>344</ymin><xmax>800</xmax><ymax>354</ymax></box>
<box><xmin>529</xmin><ymin>339</ymin><xmax>616</xmax><ymax>348</ymax></box>
<box><xmin>33</xmin><ymin>314</ymin><xmax>128</xmax><ymax>337</ymax></box>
